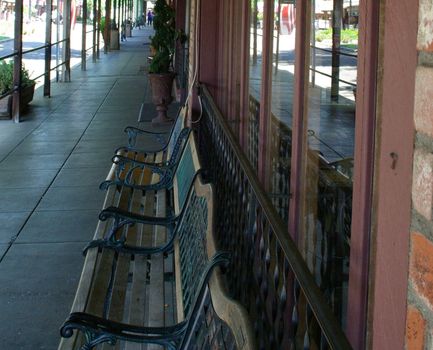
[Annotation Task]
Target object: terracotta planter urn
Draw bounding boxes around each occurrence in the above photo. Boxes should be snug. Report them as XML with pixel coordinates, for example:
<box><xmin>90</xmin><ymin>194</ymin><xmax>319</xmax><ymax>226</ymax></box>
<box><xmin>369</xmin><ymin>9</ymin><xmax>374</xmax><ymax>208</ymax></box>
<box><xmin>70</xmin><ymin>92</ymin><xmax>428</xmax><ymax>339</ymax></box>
<box><xmin>148</xmin><ymin>72</ymin><xmax>175</xmax><ymax>125</ymax></box>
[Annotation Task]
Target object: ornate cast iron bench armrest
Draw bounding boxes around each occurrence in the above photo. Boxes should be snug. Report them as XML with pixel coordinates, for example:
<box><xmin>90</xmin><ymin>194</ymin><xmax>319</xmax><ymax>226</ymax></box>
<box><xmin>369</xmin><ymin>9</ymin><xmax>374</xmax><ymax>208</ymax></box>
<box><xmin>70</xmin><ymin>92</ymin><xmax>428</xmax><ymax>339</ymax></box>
<box><xmin>82</xmin><ymin>206</ymin><xmax>179</xmax><ymax>254</ymax></box>
<box><xmin>124</xmin><ymin>125</ymin><xmax>170</xmax><ymax>150</ymax></box>
<box><xmin>61</xmin><ymin>312</ymin><xmax>188</xmax><ymax>349</ymax></box>
<box><xmin>99</xmin><ymin>154</ymin><xmax>172</xmax><ymax>190</ymax></box>
<box><xmin>112</xmin><ymin>154</ymin><xmax>170</xmax><ymax>169</ymax></box>
<box><xmin>60</xmin><ymin>251</ymin><xmax>231</xmax><ymax>350</ymax></box>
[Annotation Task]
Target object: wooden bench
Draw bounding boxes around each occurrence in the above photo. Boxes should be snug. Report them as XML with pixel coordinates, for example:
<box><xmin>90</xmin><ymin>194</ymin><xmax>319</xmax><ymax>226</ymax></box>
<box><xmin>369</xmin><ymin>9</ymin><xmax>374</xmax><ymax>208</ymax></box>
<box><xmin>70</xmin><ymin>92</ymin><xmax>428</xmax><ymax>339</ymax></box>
<box><xmin>83</xmin><ymin>131</ymin><xmax>202</xmax><ymax>254</ymax></box>
<box><xmin>58</xmin><ymin>133</ymin><xmax>256</xmax><ymax>350</ymax></box>
<box><xmin>100</xmin><ymin>105</ymin><xmax>190</xmax><ymax>192</ymax></box>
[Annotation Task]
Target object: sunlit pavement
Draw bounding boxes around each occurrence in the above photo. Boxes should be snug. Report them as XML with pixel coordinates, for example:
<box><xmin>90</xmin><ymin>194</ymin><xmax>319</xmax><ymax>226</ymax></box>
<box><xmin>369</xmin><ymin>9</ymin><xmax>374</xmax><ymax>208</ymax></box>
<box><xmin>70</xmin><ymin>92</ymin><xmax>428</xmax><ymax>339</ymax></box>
<box><xmin>0</xmin><ymin>25</ymin><xmax>178</xmax><ymax>349</ymax></box>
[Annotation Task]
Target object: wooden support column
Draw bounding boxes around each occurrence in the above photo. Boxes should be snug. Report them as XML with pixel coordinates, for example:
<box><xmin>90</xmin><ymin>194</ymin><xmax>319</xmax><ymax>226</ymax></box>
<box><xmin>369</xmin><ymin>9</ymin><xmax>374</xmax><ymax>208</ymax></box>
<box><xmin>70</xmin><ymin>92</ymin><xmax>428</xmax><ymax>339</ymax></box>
<box><xmin>288</xmin><ymin>0</ymin><xmax>310</xmax><ymax>241</ymax></box>
<box><xmin>104</xmin><ymin>0</ymin><xmax>111</xmax><ymax>54</ymax></box>
<box><xmin>81</xmin><ymin>0</ymin><xmax>88</xmax><ymax>70</ymax></box>
<box><xmin>367</xmin><ymin>0</ymin><xmax>418</xmax><ymax>349</ymax></box>
<box><xmin>129</xmin><ymin>0</ymin><xmax>132</xmax><ymax>20</ymax></box>
<box><xmin>120</xmin><ymin>0</ymin><xmax>124</xmax><ymax>36</ymax></box>
<box><xmin>238</xmin><ymin>0</ymin><xmax>250</xmax><ymax>148</ymax></box>
<box><xmin>198</xmin><ymin>0</ymin><xmax>220</xmax><ymax>94</ymax></box>
<box><xmin>113</xmin><ymin>0</ymin><xmax>117</xmax><ymax>28</ymax></box>
<box><xmin>252</xmin><ymin>0</ymin><xmax>258</xmax><ymax>65</ymax></box>
<box><xmin>143</xmin><ymin>0</ymin><xmax>147</xmax><ymax>20</ymax></box>
<box><xmin>92</xmin><ymin>0</ymin><xmax>97</xmax><ymax>62</ymax></box>
<box><xmin>257</xmin><ymin>0</ymin><xmax>274</xmax><ymax>182</ymax></box>
<box><xmin>97</xmin><ymin>0</ymin><xmax>101</xmax><ymax>58</ymax></box>
<box><xmin>44</xmin><ymin>0</ymin><xmax>53</xmax><ymax>97</ymax></box>
<box><xmin>63</xmin><ymin>0</ymin><xmax>72</xmax><ymax>81</ymax></box>
<box><xmin>331</xmin><ymin>0</ymin><xmax>343</xmax><ymax>102</ymax></box>
<box><xmin>342</xmin><ymin>0</ymin><xmax>380</xmax><ymax>346</ymax></box>
<box><xmin>12</xmin><ymin>0</ymin><xmax>24</xmax><ymax>123</ymax></box>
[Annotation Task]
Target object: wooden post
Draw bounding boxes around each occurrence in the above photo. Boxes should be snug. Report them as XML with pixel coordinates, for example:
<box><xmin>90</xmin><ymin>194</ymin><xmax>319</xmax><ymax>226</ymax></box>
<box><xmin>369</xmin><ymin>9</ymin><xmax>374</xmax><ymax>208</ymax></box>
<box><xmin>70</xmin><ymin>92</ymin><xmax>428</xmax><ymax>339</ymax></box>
<box><xmin>274</xmin><ymin>0</ymin><xmax>281</xmax><ymax>74</ymax></box>
<box><xmin>252</xmin><ymin>0</ymin><xmax>258</xmax><ymax>65</ymax></box>
<box><xmin>331</xmin><ymin>0</ymin><xmax>343</xmax><ymax>102</ymax></box>
<box><xmin>238</xmin><ymin>0</ymin><xmax>250</xmax><ymax>149</ymax></box>
<box><xmin>63</xmin><ymin>0</ymin><xmax>72</xmax><ymax>81</ymax></box>
<box><xmin>92</xmin><ymin>0</ymin><xmax>97</xmax><ymax>62</ymax></box>
<box><xmin>12</xmin><ymin>0</ymin><xmax>24</xmax><ymax>123</ymax></box>
<box><xmin>44</xmin><ymin>0</ymin><xmax>52</xmax><ymax>96</ymax></box>
<box><xmin>113</xmin><ymin>0</ymin><xmax>117</xmax><ymax>29</ymax></box>
<box><xmin>257</xmin><ymin>0</ymin><xmax>274</xmax><ymax>182</ymax></box>
<box><xmin>119</xmin><ymin>0</ymin><xmax>126</xmax><ymax>32</ymax></box>
<box><xmin>104</xmin><ymin>0</ymin><xmax>111</xmax><ymax>54</ymax></box>
<box><xmin>97</xmin><ymin>0</ymin><xmax>101</xmax><ymax>58</ymax></box>
<box><xmin>81</xmin><ymin>0</ymin><xmax>88</xmax><ymax>70</ymax></box>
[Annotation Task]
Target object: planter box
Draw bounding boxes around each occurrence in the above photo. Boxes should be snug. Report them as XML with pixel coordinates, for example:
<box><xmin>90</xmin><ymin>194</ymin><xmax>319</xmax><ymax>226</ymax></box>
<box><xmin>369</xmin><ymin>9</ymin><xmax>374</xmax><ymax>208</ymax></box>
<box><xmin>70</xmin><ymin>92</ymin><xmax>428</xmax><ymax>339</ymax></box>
<box><xmin>126</xmin><ymin>24</ymin><xmax>132</xmax><ymax>37</ymax></box>
<box><xmin>0</xmin><ymin>83</ymin><xmax>35</xmax><ymax>119</ymax></box>
<box><xmin>110</xmin><ymin>29</ymin><xmax>120</xmax><ymax>50</ymax></box>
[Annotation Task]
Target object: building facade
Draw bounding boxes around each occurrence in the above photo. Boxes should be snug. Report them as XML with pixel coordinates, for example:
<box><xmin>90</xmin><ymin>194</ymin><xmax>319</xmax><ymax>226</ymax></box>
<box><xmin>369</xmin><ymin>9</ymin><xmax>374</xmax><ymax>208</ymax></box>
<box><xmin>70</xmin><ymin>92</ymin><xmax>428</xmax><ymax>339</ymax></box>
<box><xmin>172</xmin><ymin>0</ymin><xmax>433</xmax><ymax>349</ymax></box>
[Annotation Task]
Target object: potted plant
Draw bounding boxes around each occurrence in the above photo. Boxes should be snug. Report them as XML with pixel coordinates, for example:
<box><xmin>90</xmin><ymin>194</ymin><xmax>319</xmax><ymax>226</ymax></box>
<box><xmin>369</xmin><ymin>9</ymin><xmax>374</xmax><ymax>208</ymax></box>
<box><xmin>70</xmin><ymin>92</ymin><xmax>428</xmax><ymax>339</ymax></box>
<box><xmin>99</xmin><ymin>17</ymin><xmax>119</xmax><ymax>50</ymax></box>
<box><xmin>148</xmin><ymin>0</ymin><xmax>184</xmax><ymax>124</ymax></box>
<box><xmin>0</xmin><ymin>61</ymin><xmax>35</xmax><ymax>119</ymax></box>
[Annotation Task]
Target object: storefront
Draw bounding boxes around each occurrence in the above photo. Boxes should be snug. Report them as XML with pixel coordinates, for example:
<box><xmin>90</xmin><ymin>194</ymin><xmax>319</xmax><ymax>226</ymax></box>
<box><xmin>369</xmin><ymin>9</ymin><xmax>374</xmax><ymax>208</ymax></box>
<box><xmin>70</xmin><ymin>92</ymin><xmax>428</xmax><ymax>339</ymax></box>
<box><xmin>174</xmin><ymin>0</ymin><xmax>425</xmax><ymax>348</ymax></box>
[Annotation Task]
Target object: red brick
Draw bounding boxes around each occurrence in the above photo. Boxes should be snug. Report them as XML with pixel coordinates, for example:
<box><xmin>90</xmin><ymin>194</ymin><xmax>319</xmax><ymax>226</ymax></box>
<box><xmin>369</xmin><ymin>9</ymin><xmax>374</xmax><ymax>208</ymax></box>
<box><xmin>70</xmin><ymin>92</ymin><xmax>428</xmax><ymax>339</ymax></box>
<box><xmin>410</xmin><ymin>233</ymin><xmax>433</xmax><ymax>307</ymax></box>
<box><xmin>412</xmin><ymin>149</ymin><xmax>433</xmax><ymax>221</ymax></box>
<box><xmin>414</xmin><ymin>67</ymin><xmax>433</xmax><ymax>138</ymax></box>
<box><xmin>406</xmin><ymin>305</ymin><xmax>426</xmax><ymax>350</ymax></box>
<box><xmin>417</xmin><ymin>0</ymin><xmax>433</xmax><ymax>52</ymax></box>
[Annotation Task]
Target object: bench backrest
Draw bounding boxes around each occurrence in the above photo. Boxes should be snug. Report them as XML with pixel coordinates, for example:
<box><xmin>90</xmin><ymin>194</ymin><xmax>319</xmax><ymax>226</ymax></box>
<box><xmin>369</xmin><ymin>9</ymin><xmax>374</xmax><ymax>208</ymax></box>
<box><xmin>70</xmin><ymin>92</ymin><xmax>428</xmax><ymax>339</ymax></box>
<box><xmin>174</xmin><ymin>177</ymin><xmax>256</xmax><ymax>349</ymax></box>
<box><xmin>166</xmin><ymin>104</ymin><xmax>188</xmax><ymax>163</ymax></box>
<box><xmin>172</xmin><ymin>131</ymin><xmax>201</xmax><ymax>215</ymax></box>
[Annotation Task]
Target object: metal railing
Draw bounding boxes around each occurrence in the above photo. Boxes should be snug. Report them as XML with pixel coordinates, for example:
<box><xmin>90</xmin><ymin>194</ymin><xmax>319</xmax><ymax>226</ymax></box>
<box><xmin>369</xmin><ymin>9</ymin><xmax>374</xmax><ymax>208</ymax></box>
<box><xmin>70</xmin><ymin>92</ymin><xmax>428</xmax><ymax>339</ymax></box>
<box><xmin>310</xmin><ymin>44</ymin><xmax>358</xmax><ymax>88</ymax></box>
<box><xmin>198</xmin><ymin>84</ymin><xmax>352</xmax><ymax>350</ymax></box>
<box><xmin>0</xmin><ymin>37</ymin><xmax>69</xmax><ymax>99</ymax></box>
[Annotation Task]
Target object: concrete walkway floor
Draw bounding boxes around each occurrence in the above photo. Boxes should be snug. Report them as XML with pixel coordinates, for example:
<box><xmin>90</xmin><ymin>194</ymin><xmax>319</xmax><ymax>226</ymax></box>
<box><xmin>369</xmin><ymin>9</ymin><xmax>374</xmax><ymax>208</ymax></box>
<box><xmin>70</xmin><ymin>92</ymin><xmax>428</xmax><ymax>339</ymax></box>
<box><xmin>0</xmin><ymin>27</ymin><xmax>178</xmax><ymax>349</ymax></box>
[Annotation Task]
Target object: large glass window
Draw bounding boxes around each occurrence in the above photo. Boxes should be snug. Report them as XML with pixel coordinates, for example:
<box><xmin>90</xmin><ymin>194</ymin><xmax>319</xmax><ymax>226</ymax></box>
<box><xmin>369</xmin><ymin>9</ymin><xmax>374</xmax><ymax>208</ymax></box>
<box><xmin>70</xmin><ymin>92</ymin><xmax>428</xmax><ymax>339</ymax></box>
<box><xmin>301</xmin><ymin>0</ymin><xmax>358</xmax><ymax>327</ymax></box>
<box><xmin>264</xmin><ymin>0</ymin><xmax>296</xmax><ymax>223</ymax></box>
<box><xmin>246</xmin><ymin>0</ymin><xmax>263</xmax><ymax>170</ymax></box>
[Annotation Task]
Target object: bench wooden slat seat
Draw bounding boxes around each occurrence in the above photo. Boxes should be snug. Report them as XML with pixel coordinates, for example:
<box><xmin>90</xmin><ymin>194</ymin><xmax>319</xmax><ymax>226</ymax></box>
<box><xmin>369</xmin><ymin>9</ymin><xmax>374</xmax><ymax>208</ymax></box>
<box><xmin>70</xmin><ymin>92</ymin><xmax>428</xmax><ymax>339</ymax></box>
<box><xmin>59</xmin><ymin>172</ymin><xmax>256</xmax><ymax>350</ymax></box>
<box><xmin>100</xmin><ymin>106</ymin><xmax>189</xmax><ymax>191</ymax></box>
<box><xmin>83</xmin><ymin>132</ymin><xmax>202</xmax><ymax>255</ymax></box>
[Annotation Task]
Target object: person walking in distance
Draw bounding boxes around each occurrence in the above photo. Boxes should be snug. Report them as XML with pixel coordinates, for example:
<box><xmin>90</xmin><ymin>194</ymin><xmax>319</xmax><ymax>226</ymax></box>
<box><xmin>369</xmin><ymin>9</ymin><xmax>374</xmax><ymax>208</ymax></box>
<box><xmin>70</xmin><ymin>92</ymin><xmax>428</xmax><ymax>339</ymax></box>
<box><xmin>147</xmin><ymin>10</ymin><xmax>153</xmax><ymax>26</ymax></box>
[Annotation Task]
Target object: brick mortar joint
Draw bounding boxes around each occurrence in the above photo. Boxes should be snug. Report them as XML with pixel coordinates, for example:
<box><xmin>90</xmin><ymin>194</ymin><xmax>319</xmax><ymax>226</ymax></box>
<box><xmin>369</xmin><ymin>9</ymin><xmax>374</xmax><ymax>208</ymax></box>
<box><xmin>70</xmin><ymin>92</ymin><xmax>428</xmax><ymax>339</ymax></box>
<box><xmin>407</xmin><ymin>282</ymin><xmax>433</xmax><ymax>346</ymax></box>
<box><xmin>415</xmin><ymin>132</ymin><xmax>433</xmax><ymax>154</ymax></box>
<box><xmin>418</xmin><ymin>51</ymin><xmax>433</xmax><ymax>67</ymax></box>
<box><xmin>411</xmin><ymin>209</ymin><xmax>433</xmax><ymax>243</ymax></box>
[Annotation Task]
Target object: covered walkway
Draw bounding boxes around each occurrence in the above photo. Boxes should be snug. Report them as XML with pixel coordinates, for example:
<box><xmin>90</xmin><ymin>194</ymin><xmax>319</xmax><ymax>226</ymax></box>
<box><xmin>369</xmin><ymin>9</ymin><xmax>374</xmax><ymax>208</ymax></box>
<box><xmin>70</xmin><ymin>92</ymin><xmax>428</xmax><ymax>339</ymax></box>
<box><xmin>0</xmin><ymin>27</ymin><xmax>176</xmax><ymax>349</ymax></box>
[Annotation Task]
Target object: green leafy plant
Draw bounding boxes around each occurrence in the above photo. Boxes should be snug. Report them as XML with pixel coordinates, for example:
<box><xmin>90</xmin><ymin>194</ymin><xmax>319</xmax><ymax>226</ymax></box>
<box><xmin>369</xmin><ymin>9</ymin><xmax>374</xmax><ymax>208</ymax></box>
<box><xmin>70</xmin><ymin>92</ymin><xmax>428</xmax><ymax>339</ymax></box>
<box><xmin>0</xmin><ymin>61</ymin><xmax>34</xmax><ymax>96</ymax></box>
<box><xmin>315</xmin><ymin>28</ymin><xmax>358</xmax><ymax>44</ymax></box>
<box><xmin>149</xmin><ymin>0</ymin><xmax>186</xmax><ymax>74</ymax></box>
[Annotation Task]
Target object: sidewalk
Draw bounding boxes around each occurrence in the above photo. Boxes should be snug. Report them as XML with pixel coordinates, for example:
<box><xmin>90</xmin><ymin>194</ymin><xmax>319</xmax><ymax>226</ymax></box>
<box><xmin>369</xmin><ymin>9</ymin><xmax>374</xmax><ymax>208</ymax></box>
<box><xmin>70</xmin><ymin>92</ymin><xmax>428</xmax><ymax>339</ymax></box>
<box><xmin>0</xmin><ymin>26</ymin><xmax>177</xmax><ymax>349</ymax></box>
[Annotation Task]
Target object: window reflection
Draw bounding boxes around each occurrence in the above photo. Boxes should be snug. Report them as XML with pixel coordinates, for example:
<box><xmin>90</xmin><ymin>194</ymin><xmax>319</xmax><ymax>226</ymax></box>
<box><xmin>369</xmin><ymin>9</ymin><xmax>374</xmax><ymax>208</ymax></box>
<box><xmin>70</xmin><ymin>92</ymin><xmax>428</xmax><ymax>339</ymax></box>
<box><xmin>246</xmin><ymin>0</ymin><xmax>263</xmax><ymax>170</ymax></box>
<box><xmin>302</xmin><ymin>0</ymin><xmax>358</xmax><ymax>327</ymax></box>
<box><xmin>265</xmin><ymin>0</ymin><xmax>296</xmax><ymax>223</ymax></box>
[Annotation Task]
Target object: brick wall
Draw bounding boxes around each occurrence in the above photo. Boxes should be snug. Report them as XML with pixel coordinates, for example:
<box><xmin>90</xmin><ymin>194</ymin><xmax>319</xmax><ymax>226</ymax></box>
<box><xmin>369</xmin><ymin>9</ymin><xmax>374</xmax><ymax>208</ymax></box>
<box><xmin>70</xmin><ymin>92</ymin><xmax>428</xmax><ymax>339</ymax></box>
<box><xmin>406</xmin><ymin>1</ymin><xmax>433</xmax><ymax>349</ymax></box>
